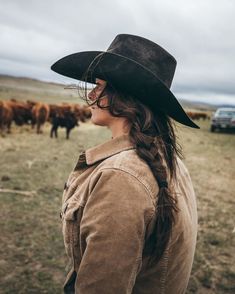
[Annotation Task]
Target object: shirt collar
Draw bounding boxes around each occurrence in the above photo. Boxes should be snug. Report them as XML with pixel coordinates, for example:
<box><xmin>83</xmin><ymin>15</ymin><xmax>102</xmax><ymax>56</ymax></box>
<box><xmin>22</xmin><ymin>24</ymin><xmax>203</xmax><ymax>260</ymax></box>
<box><xmin>86</xmin><ymin>134</ymin><xmax>134</xmax><ymax>165</ymax></box>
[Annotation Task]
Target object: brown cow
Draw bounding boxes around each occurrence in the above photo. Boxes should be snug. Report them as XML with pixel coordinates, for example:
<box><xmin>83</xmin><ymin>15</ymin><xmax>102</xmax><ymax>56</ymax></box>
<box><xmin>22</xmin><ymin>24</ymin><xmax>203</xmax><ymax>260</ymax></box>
<box><xmin>8</xmin><ymin>99</ymin><xmax>34</xmax><ymax>126</ymax></box>
<box><xmin>0</xmin><ymin>101</ymin><xmax>13</xmax><ymax>134</ymax></box>
<box><xmin>50</xmin><ymin>104</ymin><xmax>79</xmax><ymax>139</ymax></box>
<box><xmin>48</xmin><ymin>104</ymin><xmax>60</xmax><ymax>121</ymax></box>
<box><xmin>186</xmin><ymin>111</ymin><xmax>209</xmax><ymax>121</ymax></box>
<box><xmin>31</xmin><ymin>102</ymin><xmax>50</xmax><ymax>134</ymax></box>
<box><xmin>73</xmin><ymin>104</ymin><xmax>91</xmax><ymax>122</ymax></box>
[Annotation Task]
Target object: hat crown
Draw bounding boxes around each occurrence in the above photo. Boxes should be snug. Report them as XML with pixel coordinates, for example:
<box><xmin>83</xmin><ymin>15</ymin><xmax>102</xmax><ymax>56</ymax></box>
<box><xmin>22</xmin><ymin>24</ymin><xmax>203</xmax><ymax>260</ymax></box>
<box><xmin>107</xmin><ymin>34</ymin><xmax>177</xmax><ymax>88</ymax></box>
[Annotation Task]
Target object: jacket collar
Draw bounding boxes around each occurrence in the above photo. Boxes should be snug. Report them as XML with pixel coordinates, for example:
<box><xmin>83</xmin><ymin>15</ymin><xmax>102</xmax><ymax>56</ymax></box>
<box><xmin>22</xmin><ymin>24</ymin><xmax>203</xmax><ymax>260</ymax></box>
<box><xmin>74</xmin><ymin>134</ymin><xmax>134</xmax><ymax>170</ymax></box>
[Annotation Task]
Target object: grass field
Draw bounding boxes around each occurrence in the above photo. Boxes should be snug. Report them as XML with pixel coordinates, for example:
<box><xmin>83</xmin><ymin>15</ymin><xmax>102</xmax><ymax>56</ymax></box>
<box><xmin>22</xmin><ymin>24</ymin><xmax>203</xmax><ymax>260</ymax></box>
<box><xmin>0</xmin><ymin>76</ymin><xmax>235</xmax><ymax>293</ymax></box>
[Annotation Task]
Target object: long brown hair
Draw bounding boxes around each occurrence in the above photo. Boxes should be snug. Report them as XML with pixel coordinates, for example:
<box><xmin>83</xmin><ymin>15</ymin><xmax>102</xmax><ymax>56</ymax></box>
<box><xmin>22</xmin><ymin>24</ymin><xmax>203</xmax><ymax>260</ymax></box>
<box><xmin>83</xmin><ymin>81</ymin><xmax>182</xmax><ymax>264</ymax></box>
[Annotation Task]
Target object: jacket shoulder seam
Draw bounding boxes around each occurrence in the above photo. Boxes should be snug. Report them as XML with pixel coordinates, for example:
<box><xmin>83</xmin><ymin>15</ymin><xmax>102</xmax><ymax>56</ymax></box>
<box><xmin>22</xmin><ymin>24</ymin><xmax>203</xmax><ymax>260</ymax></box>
<box><xmin>98</xmin><ymin>166</ymin><xmax>156</xmax><ymax>204</ymax></box>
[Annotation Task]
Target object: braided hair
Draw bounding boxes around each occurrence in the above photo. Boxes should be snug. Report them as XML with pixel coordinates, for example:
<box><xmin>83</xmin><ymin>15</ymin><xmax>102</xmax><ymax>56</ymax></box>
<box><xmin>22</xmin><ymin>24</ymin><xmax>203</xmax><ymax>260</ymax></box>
<box><xmin>85</xmin><ymin>82</ymin><xmax>182</xmax><ymax>264</ymax></box>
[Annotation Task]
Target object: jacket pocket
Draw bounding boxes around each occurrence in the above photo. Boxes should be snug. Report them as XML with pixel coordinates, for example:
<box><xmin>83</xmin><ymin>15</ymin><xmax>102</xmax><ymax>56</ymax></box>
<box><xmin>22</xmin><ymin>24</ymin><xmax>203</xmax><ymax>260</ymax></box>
<box><xmin>64</xmin><ymin>203</ymin><xmax>82</xmax><ymax>221</ymax></box>
<box><xmin>61</xmin><ymin>196</ymin><xmax>85</xmax><ymax>220</ymax></box>
<box><xmin>62</xmin><ymin>200</ymin><xmax>84</xmax><ymax>267</ymax></box>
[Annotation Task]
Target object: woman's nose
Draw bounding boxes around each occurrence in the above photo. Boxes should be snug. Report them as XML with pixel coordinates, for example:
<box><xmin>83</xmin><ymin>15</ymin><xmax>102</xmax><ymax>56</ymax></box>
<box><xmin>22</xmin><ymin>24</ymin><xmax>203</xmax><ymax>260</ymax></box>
<box><xmin>88</xmin><ymin>89</ymin><xmax>96</xmax><ymax>101</ymax></box>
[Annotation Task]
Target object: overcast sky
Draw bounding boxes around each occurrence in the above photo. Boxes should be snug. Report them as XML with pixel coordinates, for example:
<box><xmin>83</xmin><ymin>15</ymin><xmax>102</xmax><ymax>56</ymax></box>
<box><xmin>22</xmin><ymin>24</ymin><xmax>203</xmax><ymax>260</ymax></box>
<box><xmin>0</xmin><ymin>0</ymin><xmax>235</xmax><ymax>105</ymax></box>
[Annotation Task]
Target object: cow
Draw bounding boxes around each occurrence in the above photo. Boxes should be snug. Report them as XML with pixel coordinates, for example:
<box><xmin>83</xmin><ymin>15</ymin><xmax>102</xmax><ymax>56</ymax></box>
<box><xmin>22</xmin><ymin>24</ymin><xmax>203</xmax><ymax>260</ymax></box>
<box><xmin>0</xmin><ymin>101</ymin><xmax>13</xmax><ymax>134</ymax></box>
<box><xmin>48</xmin><ymin>104</ymin><xmax>60</xmax><ymax>121</ymax></box>
<box><xmin>50</xmin><ymin>105</ymin><xmax>79</xmax><ymax>139</ymax></box>
<box><xmin>9</xmin><ymin>99</ymin><xmax>34</xmax><ymax>126</ymax></box>
<box><xmin>31</xmin><ymin>102</ymin><xmax>50</xmax><ymax>134</ymax></box>
<box><xmin>0</xmin><ymin>99</ymin><xmax>34</xmax><ymax>134</ymax></box>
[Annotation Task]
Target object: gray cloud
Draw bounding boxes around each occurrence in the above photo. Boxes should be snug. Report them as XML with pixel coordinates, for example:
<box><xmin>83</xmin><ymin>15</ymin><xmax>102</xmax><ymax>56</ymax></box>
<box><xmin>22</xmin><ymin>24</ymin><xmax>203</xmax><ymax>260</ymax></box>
<box><xmin>0</xmin><ymin>0</ymin><xmax>235</xmax><ymax>105</ymax></box>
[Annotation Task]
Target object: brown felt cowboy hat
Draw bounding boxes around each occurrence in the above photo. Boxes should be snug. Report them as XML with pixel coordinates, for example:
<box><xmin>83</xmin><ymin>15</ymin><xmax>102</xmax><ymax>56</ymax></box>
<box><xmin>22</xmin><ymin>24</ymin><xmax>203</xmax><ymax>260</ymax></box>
<box><xmin>51</xmin><ymin>34</ymin><xmax>199</xmax><ymax>128</ymax></box>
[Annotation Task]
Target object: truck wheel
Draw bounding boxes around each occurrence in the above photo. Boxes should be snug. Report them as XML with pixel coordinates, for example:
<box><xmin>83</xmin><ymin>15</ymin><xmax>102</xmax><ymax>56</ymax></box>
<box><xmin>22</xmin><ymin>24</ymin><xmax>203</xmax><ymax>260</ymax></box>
<box><xmin>210</xmin><ymin>126</ymin><xmax>215</xmax><ymax>132</ymax></box>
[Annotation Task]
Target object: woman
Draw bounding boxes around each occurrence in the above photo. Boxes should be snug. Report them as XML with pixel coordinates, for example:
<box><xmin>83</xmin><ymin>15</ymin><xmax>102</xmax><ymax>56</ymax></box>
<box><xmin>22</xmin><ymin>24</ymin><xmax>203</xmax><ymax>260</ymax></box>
<box><xmin>51</xmin><ymin>34</ymin><xmax>198</xmax><ymax>294</ymax></box>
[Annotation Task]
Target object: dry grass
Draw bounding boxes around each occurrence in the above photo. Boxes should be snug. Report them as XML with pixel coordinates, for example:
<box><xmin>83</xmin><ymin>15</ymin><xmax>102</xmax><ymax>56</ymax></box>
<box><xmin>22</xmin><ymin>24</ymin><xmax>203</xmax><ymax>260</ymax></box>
<box><xmin>0</xmin><ymin>122</ymin><xmax>110</xmax><ymax>293</ymax></box>
<box><xmin>177</xmin><ymin>121</ymin><xmax>235</xmax><ymax>293</ymax></box>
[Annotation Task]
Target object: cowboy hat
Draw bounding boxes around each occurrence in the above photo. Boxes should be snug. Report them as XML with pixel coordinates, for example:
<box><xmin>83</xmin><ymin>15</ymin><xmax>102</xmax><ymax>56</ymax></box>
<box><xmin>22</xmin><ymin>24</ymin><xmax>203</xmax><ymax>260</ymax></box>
<box><xmin>51</xmin><ymin>34</ymin><xmax>199</xmax><ymax>128</ymax></box>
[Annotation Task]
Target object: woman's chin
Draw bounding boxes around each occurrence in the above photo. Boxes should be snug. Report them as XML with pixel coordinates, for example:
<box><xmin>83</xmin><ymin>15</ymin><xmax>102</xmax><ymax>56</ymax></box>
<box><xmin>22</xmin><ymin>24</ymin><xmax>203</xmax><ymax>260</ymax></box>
<box><xmin>91</xmin><ymin>116</ymin><xmax>105</xmax><ymax>126</ymax></box>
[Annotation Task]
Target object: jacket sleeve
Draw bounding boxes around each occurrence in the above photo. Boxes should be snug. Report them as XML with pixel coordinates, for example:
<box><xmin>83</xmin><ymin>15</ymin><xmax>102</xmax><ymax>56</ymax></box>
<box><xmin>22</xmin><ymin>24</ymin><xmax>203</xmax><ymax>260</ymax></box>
<box><xmin>76</xmin><ymin>168</ymin><xmax>154</xmax><ymax>294</ymax></box>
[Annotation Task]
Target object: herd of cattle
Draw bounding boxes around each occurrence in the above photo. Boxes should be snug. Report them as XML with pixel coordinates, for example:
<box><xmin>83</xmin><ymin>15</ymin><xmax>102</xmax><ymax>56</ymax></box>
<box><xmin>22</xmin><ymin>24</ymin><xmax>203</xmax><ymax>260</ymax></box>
<box><xmin>0</xmin><ymin>99</ymin><xmax>91</xmax><ymax>139</ymax></box>
<box><xmin>185</xmin><ymin>111</ymin><xmax>210</xmax><ymax>120</ymax></box>
<box><xmin>0</xmin><ymin>99</ymin><xmax>210</xmax><ymax>139</ymax></box>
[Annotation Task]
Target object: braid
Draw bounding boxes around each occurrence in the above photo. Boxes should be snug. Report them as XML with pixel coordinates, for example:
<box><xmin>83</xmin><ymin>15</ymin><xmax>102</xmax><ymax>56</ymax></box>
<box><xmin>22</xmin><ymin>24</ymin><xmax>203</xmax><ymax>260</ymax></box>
<box><xmin>93</xmin><ymin>85</ymin><xmax>182</xmax><ymax>264</ymax></box>
<box><xmin>130</xmin><ymin>123</ymin><xmax>179</xmax><ymax>264</ymax></box>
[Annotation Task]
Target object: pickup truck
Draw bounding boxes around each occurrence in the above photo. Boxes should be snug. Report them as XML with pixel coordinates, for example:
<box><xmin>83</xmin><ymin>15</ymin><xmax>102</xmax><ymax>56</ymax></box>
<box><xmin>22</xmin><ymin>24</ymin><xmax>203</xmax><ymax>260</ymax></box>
<box><xmin>210</xmin><ymin>108</ymin><xmax>235</xmax><ymax>132</ymax></box>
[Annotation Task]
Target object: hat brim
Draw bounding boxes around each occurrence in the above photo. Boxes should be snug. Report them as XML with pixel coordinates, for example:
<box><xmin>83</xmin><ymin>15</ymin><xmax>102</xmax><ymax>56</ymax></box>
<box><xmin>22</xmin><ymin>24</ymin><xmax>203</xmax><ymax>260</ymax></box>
<box><xmin>51</xmin><ymin>51</ymin><xmax>199</xmax><ymax>129</ymax></box>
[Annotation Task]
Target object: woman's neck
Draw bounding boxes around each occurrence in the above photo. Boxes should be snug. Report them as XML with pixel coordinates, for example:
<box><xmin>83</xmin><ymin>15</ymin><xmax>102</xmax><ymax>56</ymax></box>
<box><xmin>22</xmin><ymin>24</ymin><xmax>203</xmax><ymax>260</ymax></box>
<box><xmin>109</xmin><ymin>118</ymin><xmax>130</xmax><ymax>139</ymax></box>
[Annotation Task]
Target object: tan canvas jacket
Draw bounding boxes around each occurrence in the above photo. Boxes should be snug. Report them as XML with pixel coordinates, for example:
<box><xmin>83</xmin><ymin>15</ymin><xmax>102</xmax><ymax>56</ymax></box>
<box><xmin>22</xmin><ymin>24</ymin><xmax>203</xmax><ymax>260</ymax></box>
<box><xmin>60</xmin><ymin>134</ymin><xmax>197</xmax><ymax>294</ymax></box>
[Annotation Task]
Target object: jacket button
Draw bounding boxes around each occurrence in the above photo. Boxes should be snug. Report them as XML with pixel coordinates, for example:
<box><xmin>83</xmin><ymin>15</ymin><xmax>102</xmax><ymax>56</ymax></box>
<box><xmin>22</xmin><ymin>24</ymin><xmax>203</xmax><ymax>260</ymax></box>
<box><xmin>64</xmin><ymin>182</ymin><xmax>68</xmax><ymax>190</ymax></box>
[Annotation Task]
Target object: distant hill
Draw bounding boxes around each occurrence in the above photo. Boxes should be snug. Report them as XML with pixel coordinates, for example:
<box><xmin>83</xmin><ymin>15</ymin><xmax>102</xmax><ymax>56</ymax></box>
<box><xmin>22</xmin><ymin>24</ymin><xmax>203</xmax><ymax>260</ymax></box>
<box><xmin>0</xmin><ymin>74</ymin><xmax>84</xmax><ymax>104</ymax></box>
<box><xmin>178</xmin><ymin>99</ymin><xmax>216</xmax><ymax>111</ymax></box>
<box><xmin>0</xmin><ymin>74</ymin><xmax>232</xmax><ymax>111</ymax></box>
<box><xmin>179</xmin><ymin>98</ymin><xmax>235</xmax><ymax>111</ymax></box>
